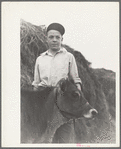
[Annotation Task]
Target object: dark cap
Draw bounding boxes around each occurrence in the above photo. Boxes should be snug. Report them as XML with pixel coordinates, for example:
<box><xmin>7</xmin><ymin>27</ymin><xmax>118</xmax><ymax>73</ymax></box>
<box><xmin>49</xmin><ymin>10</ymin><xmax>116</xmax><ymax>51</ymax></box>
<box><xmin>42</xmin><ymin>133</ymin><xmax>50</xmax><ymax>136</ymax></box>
<box><xmin>47</xmin><ymin>23</ymin><xmax>65</xmax><ymax>35</ymax></box>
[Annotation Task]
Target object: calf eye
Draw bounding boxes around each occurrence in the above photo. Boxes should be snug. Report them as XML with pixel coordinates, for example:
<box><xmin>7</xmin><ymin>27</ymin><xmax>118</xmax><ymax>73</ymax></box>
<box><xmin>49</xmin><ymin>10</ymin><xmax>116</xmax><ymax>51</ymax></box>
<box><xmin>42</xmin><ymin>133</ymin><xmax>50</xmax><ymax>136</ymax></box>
<box><xmin>72</xmin><ymin>92</ymin><xmax>79</xmax><ymax>98</ymax></box>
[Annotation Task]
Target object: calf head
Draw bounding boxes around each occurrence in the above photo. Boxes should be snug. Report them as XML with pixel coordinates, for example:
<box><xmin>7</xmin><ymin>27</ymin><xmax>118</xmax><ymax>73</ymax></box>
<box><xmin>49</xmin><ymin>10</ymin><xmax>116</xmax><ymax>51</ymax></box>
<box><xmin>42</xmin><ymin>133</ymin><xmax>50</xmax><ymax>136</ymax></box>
<box><xmin>55</xmin><ymin>78</ymin><xmax>98</xmax><ymax>119</ymax></box>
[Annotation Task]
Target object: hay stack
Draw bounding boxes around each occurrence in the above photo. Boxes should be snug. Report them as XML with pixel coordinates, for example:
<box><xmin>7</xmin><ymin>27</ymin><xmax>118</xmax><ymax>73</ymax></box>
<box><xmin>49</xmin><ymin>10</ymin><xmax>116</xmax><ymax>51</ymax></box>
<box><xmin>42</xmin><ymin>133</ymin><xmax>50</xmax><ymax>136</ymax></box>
<box><xmin>94</xmin><ymin>69</ymin><xmax>116</xmax><ymax>119</ymax></box>
<box><xmin>21</xmin><ymin>19</ymin><xmax>48</xmax><ymax>88</ymax></box>
<box><xmin>20</xmin><ymin>20</ymin><xmax>115</xmax><ymax>143</ymax></box>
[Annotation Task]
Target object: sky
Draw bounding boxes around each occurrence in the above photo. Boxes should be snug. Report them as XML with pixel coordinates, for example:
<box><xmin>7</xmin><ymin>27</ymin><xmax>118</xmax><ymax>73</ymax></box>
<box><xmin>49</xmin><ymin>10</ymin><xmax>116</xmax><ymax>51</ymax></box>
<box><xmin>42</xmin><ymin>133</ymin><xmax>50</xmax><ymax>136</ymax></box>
<box><xmin>3</xmin><ymin>2</ymin><xmax>119</xmax><ymax>72</ymax></box>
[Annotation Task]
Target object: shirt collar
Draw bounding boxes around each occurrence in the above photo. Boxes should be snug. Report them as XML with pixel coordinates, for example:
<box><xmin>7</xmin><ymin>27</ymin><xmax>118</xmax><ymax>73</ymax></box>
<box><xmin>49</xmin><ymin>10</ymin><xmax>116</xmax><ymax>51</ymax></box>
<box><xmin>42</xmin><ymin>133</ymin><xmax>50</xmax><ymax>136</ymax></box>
<box><xmin>41</xmin><ymin>47</ymin><xmax>67</xmax><ymax>56</ymax></box>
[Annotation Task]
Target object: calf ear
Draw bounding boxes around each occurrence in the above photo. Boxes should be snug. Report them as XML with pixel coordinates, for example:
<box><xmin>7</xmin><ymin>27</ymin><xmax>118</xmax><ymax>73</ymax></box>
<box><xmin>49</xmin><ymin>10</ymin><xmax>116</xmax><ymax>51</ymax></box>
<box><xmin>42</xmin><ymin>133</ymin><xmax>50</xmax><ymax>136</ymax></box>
<box><xmin>60</xmin><ymin>79</ymin><xmax>67</xmax><ymax>92</ymax></box>
<box><xmin>60</xmin><ymin>81</ymin><xmax>67</xmax><ymax>92</ymax></box>
<box><xmin>56</xmin><ymin>78</ymin><xmax>67</xmax><ymax>93</ymax></box>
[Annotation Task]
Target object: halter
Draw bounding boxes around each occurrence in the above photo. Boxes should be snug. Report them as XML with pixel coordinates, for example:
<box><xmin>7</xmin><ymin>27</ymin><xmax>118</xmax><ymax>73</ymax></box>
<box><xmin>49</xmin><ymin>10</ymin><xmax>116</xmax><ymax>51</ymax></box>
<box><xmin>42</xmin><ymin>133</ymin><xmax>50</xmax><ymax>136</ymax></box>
<box><xmin>54</xmin><ymin>88</ymin><xmax>68</xmax><ymax>119</ymax></box>
<box><xmin>54</xmin><ymin>87</ymin><xmax>76</xmax><ymax>141</ymax></box>
<box><xmin>54</xmin><ymin>87</ymin><xmax>78</xmax><ymax>120</ymax></box>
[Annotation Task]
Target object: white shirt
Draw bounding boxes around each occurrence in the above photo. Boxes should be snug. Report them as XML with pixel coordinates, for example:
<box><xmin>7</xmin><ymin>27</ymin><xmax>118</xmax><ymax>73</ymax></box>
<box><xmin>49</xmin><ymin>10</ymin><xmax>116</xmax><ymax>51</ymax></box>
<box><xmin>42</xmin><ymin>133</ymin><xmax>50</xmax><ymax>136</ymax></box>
<box><xmin>32</xmin><ymin>48</ymin><xmax>81</xmax><ymax>87</ymax></box>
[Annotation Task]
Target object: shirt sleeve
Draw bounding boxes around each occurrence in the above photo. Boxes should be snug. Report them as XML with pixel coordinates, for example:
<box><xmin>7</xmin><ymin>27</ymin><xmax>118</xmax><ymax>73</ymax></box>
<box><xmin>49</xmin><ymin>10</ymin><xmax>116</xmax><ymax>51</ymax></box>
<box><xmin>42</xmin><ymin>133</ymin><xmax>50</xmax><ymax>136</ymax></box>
<box><xmin>69</xmin><ymin>54</ymin><xmax>82</xmax><ymax>84</ymax></box>
<box><xmin>32</xmin><ymin>57</ymin><xmax>41</xmax><ymax>87</ymax></box>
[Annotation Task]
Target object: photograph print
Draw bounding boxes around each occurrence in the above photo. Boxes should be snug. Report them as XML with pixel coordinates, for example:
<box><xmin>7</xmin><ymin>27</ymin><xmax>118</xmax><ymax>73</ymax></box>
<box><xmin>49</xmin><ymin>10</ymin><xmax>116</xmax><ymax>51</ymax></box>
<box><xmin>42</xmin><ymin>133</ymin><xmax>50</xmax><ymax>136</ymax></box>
<box><xmin>2</xmin><ymin>1</ymin><xmax>119</xmax><ymax>147</ymax></box>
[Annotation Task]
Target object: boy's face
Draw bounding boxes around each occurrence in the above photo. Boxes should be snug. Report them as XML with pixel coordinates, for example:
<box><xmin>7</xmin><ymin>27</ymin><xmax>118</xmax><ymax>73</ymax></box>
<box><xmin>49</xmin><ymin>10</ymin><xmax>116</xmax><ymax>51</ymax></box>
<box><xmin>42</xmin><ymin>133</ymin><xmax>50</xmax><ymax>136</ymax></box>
<box><xmin>47</xmin><ymin>30</ymin><xmax>63</xmax><ymax>51</ymax></box>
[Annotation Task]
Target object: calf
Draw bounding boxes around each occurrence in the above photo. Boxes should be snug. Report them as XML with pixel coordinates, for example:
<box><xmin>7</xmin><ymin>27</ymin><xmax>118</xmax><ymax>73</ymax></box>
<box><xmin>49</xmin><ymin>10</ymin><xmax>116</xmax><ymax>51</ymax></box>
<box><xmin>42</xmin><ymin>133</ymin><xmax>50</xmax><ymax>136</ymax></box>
<box><xmin>21</xmin><ymin>78</ymin><xmax>98</xmax><ymax>143</ymax></box>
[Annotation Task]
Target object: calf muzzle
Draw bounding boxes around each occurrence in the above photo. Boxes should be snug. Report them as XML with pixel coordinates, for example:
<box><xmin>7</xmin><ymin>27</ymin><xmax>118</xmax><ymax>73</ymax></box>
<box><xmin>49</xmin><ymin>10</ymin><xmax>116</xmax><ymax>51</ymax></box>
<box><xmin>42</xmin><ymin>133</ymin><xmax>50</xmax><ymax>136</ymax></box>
<box><xmin>83</xmin><ymin>108</ymin><xmax>98</xmax><ymax>118</ymax></box>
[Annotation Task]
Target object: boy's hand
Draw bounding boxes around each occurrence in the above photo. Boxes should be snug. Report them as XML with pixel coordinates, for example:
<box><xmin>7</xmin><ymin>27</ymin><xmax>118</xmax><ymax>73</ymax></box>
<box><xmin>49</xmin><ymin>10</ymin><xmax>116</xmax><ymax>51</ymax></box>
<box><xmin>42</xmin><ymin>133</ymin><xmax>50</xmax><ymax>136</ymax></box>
<box><xmin>76</xmin><ymin>83</ymin><xmax>81</xmax><ymax>91</ymax></box>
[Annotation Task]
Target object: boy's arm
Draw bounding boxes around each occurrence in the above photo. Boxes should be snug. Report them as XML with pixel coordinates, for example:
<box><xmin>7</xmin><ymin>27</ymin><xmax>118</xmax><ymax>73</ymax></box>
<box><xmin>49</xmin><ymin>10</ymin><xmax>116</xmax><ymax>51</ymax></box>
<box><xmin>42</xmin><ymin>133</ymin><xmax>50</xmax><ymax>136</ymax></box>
<box><xmin>32</xmin><ymin>58</ymin><xmax>40</xmax><ymax>90</ymax></box>
<box><xmin>69</xmin><ymin>55</ymin><xmax>82</xmax><ymax>91</ymax></box>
